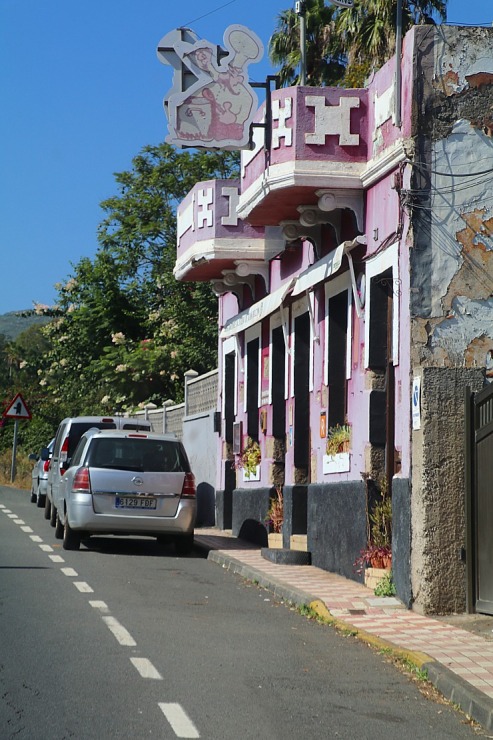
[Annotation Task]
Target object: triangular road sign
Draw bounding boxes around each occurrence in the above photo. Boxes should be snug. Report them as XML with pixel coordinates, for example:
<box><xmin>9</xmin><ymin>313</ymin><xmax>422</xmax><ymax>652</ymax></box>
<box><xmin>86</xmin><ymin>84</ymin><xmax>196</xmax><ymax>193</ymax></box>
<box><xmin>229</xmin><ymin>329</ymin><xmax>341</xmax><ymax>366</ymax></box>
<box><xmin>4</xmin><ymin>393</ymin><xmax>32</xmax><ymax>420</ymax></box>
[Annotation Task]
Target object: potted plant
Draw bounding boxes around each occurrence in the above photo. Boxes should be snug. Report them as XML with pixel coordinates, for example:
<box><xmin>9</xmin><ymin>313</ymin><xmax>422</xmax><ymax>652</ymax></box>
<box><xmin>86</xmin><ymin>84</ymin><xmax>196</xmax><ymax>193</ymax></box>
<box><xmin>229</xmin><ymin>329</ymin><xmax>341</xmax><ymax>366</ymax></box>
<box><xmin>265</xmin><ymin>485</ymin><xmax>283</xmax><ymax>549</ymax></box>
<box><xmin>354</xmin><ymin>478</ymin><xmax>393</xmax><ymax>591</ymax></box>
<box><xmin>325</xmin><ymin>423</ymin><xmax>351</xmax><ymax>456</ymax></box>
<box><xmin>236</xmin><ymin>437</ymin><xmax>261</xmax><ymax>480</ymax></box>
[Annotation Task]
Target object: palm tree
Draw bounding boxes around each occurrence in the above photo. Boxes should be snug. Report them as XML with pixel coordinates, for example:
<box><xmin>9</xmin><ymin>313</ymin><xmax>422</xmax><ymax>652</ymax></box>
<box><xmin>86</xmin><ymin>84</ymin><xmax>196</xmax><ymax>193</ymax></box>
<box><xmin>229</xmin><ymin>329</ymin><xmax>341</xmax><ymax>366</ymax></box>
<box><xmin>337</xmin><ymin>0</ymin><xmax>447</xmax><ymax>86</ymax></box>
<box><xmin>269</xmin><ymin>0</ymin><xmax>447</xmax><ymax>89</ymax></box>
<box><xmin>269</xmin><ymin>0</ymin><xmax>346</xmax><ymax>87</ymax></box>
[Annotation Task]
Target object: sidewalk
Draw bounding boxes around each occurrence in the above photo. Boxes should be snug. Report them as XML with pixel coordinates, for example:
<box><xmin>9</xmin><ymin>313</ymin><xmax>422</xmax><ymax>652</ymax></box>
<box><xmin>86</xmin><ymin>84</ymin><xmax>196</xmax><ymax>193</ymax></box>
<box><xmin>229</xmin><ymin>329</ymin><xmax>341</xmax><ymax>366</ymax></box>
<box><xmin>194</xmin><ymin>527</ymin><xmax>493</xmax><ymax>732</ymax></box>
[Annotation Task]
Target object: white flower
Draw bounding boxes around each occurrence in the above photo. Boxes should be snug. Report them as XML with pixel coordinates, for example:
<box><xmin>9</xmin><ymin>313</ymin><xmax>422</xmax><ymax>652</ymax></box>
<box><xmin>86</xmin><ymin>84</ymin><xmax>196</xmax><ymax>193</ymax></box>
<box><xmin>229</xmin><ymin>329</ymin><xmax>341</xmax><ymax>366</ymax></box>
<box><xmin>101</xmin><ymin>395</ymin><xmax>110</xmax><ymax>404</ymax></box>
<box><xmin>34</xmin><ymin>303</ymin><xmax>50</xmax><ymax>315</ymax></box>
<box><xmin>39</xmin><ymin>379</ymin><xmax>47</xmax><ymax>386</ymax></box>
<box><xmin>19</xmin><ymin>360</ymin><xmax>27</xmax><ymax>369</ymax></box>
<box><xmin>59</xmin><ymin>358</ymin><xmax>68</xmax><ymax>367</ymax></box>
<box><xmin>112</xmin><ymin>332</ymin><xmax>126</xmax><ymax>345</ymax></box>
<box><xmin>115</xmin><ymin>364</ymin><xmax>127</xmax><ymax>373</ymax></box>
<box><xmin>64</xmin><ymin>278</ymin><xmax>77</xmax><ymax>293</ymax></box>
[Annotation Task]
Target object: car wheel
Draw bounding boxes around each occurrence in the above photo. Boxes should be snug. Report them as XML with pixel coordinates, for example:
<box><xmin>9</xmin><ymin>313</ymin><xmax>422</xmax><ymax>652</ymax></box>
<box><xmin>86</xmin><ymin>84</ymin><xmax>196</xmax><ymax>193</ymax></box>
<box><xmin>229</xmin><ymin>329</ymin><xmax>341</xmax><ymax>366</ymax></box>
<box><xmin>50</xmin><ymin>502</ymin><xmax>57</xmax><ymax>528</ymax></box>
<box><xmin>55</xmin><ymin>511</ymin><xmax>64</xmax><ymax>539</ymax></box>
<box><xmin>36</xmin><ymin>493</ymin><xmax>46</xmax><ymax>508</ymax></box>
<box><xmin>175</xmin><ymin>534</ymin><xmax>194</xmax><ymax>556</ymax></box>
<box><xmin>30</xmin><ymin>486</ymin><xmax>37</xmax><ymax>504</ymax></box>
<box><xmin>44</xmin><ymin>495</ymin><xmax>51</xmax><ymax>520</ymax></box>
<box><xmin>63</xmin><ymin>519</ymin><xmax>81</xmax><ymax>551</ymax></box>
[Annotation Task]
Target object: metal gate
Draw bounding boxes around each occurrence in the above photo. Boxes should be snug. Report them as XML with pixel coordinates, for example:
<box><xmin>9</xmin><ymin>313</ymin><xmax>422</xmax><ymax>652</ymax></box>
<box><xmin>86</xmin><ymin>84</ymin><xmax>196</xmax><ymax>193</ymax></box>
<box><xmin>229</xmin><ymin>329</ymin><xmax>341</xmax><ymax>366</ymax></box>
<box><xmin>466</xmin><ymin>383</ymin><xmax>493</xmax><ymax>614</ymax></box>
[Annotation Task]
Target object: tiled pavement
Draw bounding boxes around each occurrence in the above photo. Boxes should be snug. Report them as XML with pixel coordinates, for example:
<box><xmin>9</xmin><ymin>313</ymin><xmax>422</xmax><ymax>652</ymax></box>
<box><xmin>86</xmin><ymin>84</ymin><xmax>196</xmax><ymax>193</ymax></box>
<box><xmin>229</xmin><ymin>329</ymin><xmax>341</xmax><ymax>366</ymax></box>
<box><xmin>194</xmin><ymin>527</ymin><xmax>493</xmax><ymax>732</ymax></box>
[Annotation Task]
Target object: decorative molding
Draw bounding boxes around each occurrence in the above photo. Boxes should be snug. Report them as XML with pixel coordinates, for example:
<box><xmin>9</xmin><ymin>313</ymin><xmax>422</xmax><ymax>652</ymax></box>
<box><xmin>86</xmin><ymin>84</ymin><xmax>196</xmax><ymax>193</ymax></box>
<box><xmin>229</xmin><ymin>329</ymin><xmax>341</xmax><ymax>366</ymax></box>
<box><xmin>316</xmin><ymin>188</ymin><xmax>364</xmax><ymax>233</ymax></box>
<box><xmin>234</xmin><ymin>260</ymin><xmax>270</xmax><ymax>290</ymax></box>
<box><xmin>305</xmin><ymin>95</ymin><xmax>360</xmax><ymax>146</ymax></box>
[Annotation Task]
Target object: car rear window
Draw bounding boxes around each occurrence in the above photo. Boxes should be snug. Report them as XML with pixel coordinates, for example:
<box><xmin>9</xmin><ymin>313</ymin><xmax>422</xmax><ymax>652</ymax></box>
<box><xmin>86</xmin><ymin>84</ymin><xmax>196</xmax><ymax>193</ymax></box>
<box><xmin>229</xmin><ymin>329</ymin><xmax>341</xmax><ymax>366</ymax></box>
<box><xmin>68</xmin><ymin>422</ymin><xmax>117</xmax><ymax>458</ymax></box>
<box><xmin>87</xmin><ymin>438</ymin><xmax>190</xmax><ymax>473</ymax></box>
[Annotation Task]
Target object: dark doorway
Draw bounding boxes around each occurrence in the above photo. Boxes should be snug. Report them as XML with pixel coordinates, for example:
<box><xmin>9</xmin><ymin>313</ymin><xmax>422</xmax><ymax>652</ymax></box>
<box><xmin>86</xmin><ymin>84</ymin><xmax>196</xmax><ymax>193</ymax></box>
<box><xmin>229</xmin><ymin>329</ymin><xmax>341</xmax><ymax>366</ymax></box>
<box><xmin>294</xmin><ymin>312</ymin><xmax>310</xmax><ymax>474</ymax></box>
<box><xmin>224</xmin><ymin>352</ymin><xmax>235</xmax><ymax>444</ymax></box>
<box><xmin>328</xmin><ymin>290</ymin><xmax>348</xmax><ymax>427</ymax></box>
<box><xmin>272</xmin><ymin>326</ymin><xmax>286</xmax><ymax>440</ymax></box>
<box><xmin>246</xmin><ymin>337</ymin><xmax>259</xmax><ymax>440</ymax></box>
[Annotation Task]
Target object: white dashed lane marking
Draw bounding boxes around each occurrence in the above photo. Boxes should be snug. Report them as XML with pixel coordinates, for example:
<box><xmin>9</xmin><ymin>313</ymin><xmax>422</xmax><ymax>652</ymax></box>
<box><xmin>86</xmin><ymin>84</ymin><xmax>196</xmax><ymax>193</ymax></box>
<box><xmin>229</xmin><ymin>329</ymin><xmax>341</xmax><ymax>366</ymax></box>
<box><xmin>89</xmin><ymin>600</ymin><xmax>110</xmax><ymax>614</ymax></box>
<box><xmin>130</xmin><ymin>658</ymin><xmax>162</xmax><ymax>680</ymax></box>
<box><xmin>2</xmin><ymin>504</ymin><xmax>202</xmax><ymax>738</ymax></box>
<box><xmin>74</xmin><ymin>582</ymin><xmax>94</xmax><ymax>593</ymax></box>
<box><xmin>61</xmin><ymin>567</ymin><xmax>78</xmax><ymax>577</ymax></box>
<box><xmin>158</xmin><ymin>703</ymin><xmax>200</xmax><ymax>738</ymax></box>
<box><xmin>102</xmin><ymin>616</ymin><xmax>136</xmax><ymax>646</ymax></box>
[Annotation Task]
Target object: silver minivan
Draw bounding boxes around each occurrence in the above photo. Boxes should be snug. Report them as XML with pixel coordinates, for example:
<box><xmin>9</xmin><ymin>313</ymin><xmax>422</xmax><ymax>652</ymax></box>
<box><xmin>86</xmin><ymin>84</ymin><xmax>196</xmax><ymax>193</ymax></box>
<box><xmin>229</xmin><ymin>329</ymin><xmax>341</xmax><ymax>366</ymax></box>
<box><xmin>45</xmin><ymin>415</ymin><xmax>151</xmax><ymax>527</ymax></box>
<box><xmin>55</xmin><ymin>429</ymin><xmax>196</xmax><ymax>554</ymax></box>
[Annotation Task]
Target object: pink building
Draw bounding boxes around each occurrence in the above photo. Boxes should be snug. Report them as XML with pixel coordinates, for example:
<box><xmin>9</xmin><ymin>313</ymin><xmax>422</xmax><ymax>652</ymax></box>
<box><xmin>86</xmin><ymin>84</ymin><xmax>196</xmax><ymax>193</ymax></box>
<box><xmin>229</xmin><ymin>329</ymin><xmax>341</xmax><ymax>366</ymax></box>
<box><xmin>174</xmin><ymin>25</ymin><xmax>493</xmax><ymax>614</ymax></box>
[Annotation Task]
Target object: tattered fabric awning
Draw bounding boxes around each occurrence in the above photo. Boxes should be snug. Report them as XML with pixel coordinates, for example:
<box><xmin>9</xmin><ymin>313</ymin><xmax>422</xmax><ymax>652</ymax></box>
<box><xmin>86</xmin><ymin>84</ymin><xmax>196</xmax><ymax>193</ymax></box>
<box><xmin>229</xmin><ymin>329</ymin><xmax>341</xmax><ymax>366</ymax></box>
<box><xmin>220</xmin><ymin>279</ymin><xmax>295</xmax><ymax>339</ymax></box>
<box><xmin>291</xmin><ymin>236</ymin><xmax>366</xmax><ymax>297</ymax></box>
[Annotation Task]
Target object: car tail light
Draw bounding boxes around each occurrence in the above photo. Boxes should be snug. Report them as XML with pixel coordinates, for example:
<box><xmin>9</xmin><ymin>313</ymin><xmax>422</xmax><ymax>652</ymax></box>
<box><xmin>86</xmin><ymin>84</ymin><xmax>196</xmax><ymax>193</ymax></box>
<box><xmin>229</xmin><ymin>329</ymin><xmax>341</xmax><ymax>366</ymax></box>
<box><xmin>181</xmin><ymin>472</ymin><xmax>196</xmax><ymax>498</ymax></box>
<box><xmin>60</xmin><ymin>436</ymin><xmax>69</xmax><ymax>474</ymax></box>
<box><xmin>72</xmin><ymin>467</ymin><xmax>91</xmax><ymax>493</ymax></box>
<box><xmin>43</xmin><ymin>460</ymin><xmax>50</xmax><ymax>473</ymax></box>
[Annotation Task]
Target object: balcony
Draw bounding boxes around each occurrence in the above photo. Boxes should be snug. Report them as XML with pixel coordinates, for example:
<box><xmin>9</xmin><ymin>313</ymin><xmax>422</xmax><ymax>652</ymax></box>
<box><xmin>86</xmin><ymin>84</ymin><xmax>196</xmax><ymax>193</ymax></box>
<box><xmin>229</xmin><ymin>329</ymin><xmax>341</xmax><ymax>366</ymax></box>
<box><xmin>175</xmin><ymin>179</ymin><xmax>283</xmax><ymax>282</ymax></box>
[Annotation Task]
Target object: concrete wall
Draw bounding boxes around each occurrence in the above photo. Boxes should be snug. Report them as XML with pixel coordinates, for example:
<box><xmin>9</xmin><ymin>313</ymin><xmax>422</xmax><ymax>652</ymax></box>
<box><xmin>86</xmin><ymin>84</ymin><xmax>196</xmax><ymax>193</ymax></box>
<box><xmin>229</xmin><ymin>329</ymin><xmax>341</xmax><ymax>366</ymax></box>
<box><xmin>182</xmin><ymin>411</ymin><xmax>217</xmax><ymax>527</ymax></box>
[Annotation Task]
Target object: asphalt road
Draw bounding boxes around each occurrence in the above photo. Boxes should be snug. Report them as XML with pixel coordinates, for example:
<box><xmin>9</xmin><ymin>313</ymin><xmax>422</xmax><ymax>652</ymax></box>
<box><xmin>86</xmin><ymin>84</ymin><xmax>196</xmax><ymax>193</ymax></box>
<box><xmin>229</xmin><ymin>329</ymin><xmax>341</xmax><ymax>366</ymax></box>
<box><xmin>0</xmin><ymin>485</ymin><xmax>484</xmax><ymax>739</ymax></box>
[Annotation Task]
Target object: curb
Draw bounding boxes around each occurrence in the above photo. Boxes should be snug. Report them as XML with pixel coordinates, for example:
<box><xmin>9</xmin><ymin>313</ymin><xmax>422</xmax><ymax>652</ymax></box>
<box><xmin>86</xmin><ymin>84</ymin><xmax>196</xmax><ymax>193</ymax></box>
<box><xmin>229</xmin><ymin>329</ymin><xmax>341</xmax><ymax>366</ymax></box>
<box><xmin>198</xmin><ymin>541</ymin><xmax>493</xmax><ymax>731</ymax></box>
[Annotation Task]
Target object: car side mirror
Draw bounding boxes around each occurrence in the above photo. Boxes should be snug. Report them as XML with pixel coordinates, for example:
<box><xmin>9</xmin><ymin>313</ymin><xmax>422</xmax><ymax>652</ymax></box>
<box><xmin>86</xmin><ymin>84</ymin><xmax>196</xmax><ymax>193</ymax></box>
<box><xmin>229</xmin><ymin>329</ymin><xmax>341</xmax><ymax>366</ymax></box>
<box><xmin>40</xmin><ymin>447</ymin><xmax>50</xmax><ymax>461</ymax></box>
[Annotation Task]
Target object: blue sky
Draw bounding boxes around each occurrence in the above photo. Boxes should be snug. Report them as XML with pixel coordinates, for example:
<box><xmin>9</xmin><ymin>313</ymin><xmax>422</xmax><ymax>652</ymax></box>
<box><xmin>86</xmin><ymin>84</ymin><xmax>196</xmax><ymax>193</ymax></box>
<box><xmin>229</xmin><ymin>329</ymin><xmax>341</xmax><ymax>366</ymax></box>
<box><xmin>0</xmin><ymin>0</ymin><xmax>490</xmax><ymax>316</ymax></box>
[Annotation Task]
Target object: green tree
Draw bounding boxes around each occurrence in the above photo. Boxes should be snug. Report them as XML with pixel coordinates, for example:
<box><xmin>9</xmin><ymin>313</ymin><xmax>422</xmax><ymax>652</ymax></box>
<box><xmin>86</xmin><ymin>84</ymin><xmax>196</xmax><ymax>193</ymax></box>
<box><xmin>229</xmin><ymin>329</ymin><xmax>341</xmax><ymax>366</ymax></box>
<box><xmin>269</xmin><ymin>0</ymin><xmax>345</xmax><ymax>87</ymax></box>
<box><xmin>36</xmin><ymin>144</ymin><xmax>239</xmax><ymax>414</ymax></box>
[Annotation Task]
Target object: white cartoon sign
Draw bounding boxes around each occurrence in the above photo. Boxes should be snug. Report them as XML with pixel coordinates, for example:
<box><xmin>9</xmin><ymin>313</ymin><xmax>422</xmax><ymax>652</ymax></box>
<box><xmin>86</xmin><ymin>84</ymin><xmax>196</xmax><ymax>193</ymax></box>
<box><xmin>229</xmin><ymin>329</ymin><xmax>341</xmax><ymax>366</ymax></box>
<box><xmin>157</xmin><ymin>25</ymin><xmax>263</xmax><ymax>150</ymax></box>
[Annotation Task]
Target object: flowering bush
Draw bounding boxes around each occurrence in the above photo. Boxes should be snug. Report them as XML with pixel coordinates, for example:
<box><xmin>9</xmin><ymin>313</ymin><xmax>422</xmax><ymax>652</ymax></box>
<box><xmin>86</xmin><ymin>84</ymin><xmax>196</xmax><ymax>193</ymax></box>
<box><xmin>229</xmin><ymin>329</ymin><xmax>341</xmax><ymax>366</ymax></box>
<box><xmin>265</xmin><ymin>486</ymin><xmax>284</xmax><ymax>533</ymax></box>
<box><xmin>235</xmin><ymin>437</ymin><xmax>261</xmax><ymax>476</ymax></box>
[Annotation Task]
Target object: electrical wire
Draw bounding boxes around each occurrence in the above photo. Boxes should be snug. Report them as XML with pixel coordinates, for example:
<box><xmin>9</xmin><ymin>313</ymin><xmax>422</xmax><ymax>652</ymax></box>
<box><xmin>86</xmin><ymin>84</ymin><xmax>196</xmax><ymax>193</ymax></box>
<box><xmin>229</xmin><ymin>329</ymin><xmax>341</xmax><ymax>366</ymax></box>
<box><xmin>183</xmin><ymin>0</ymin><xmax>239</xmax><ymax>27</ymax></box>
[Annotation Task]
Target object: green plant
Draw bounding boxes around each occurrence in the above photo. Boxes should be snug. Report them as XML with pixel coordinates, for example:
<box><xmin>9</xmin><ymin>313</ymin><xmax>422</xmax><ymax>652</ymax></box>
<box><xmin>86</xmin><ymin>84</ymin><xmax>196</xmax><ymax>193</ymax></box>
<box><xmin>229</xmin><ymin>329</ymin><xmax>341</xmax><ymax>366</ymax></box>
<box><xmin>265</xmin><ymin>486</ymin><xmax>284</xmax><ymax>533</ymax></box>
<box><xmin>325</xmin><ymin>424</ymin><xmax>351</xmax><ymax>456</ymax></box>
<box><xmin>373</xmin><ymin>571</ymin><xmax>396</xmax><ymax>597</ymax></box>
<box><xmin>238</xmin><ymin>437</ymin><xmax>261</xmax><ymax>476</ymax></box>
<box><xmin>370</xmin><ymin>478</ymin><xmax>392</xmax><ymax>549</ymax></box>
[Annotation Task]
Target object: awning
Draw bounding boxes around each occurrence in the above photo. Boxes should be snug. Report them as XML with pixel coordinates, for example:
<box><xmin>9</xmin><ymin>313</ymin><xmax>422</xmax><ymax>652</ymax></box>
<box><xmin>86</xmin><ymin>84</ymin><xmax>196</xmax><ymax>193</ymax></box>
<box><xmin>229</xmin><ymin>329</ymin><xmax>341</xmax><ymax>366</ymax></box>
<box><xmin>220</xmin><ymin>279</ymin><xmax>295</xmax><ymax>339</ymax></box>
<box><xmin>291</xmin><ymin>236</ymin><xmax>366</xmax><ymax>297</ymax></box>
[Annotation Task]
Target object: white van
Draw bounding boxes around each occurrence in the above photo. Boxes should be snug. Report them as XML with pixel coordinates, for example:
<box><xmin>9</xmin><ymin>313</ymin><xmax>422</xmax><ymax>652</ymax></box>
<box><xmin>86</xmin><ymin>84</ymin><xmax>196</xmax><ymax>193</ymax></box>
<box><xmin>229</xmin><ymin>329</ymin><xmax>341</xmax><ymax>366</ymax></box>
<box><xmin>45</xmin><ymin>415</ymin><xmax>151</xmax><ymax>528</ymax></box>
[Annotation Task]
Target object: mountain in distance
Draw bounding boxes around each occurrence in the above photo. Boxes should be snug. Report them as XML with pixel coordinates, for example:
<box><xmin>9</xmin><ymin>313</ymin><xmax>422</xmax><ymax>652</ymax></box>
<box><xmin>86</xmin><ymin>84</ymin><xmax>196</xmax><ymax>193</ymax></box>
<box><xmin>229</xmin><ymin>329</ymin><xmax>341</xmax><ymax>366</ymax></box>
<box><xmin>0</xmin><ymin>310</ymin><xmax>52</xmax><ymax>340</ymax></box>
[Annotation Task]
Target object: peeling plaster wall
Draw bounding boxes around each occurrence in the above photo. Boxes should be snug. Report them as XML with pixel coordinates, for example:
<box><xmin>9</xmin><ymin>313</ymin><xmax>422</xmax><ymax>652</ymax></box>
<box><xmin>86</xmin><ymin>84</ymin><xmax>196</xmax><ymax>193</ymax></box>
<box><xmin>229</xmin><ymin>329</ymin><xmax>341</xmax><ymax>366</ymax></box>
<box><xmin>409</xmin><ymin>27</ymin><xmax>493</xmax><ymax>613</ymax></box>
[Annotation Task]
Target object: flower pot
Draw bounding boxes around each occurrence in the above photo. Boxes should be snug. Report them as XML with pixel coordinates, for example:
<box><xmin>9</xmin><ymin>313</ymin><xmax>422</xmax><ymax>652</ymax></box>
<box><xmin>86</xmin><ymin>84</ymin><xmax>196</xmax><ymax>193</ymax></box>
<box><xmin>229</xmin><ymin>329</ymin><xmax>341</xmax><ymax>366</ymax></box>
<box><xmin>268</xmin><ymin>532</ymin><xmax>283</xmax><ymax>549</ymax></box>
<box><xmin>365</xmin><ymin>566</ymin><xmax>391</xmax><ymax>591</ymax></box>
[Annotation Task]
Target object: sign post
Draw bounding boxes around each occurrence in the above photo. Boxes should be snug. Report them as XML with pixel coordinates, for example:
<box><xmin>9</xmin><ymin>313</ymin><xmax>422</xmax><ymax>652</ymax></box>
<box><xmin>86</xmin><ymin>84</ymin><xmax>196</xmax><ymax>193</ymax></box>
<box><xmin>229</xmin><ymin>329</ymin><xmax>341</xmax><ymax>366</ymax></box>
<box><xmin>3</xmin><ymin>393</ymin><xmax>32</xmax><ymax>483</ymax></box>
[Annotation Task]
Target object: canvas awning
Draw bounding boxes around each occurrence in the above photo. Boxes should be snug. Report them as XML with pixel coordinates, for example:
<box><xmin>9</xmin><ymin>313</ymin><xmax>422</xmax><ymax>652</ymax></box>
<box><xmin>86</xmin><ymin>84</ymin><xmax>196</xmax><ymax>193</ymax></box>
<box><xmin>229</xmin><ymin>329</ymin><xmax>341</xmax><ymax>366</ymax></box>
<box><xmin>291</xmin><ymin>236</ymin><xmax>366</xmax><ymax>297</ymax></box>
<box><xmin>220</xmin><ymin>279</ymin><xmax>295</xmax><ymax>339</ymax></box>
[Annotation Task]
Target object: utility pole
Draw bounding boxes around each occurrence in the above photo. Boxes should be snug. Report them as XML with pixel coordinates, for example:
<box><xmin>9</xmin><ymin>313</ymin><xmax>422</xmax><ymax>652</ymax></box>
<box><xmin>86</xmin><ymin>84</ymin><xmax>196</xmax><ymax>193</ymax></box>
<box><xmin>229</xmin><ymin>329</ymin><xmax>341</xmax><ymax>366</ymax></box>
<box><xmin>295</xmin><ymin>1</ymin><xmax>307</xmax><ymax>86</ymax></box>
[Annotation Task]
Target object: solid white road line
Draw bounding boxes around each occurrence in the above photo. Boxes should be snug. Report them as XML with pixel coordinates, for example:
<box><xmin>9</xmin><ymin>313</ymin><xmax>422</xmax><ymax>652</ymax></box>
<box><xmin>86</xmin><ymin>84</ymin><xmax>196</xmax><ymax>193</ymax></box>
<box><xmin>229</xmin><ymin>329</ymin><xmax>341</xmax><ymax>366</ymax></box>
<box><xmin>40</xmin><ymin>544</ymin><xmax>54</xmax><ymax>552</ymax></box>
<box><xmin>61</xmin><ymin>567</ymin><xmax>78</xmax><ymax>577</ymax></box>
<box><xmin>130</xmin><ymin>658</ymin><xmax>163</xmax><ymax>680</ymax></box>
<box><xmin>74</xmin><ymin>582</ymin><xmax>94</xmax><ymax>593</ymax></box>
<box><xmin>101</xmin><ymin>616</ymin><xmax>136</xmax><ymax>646</ymax></box>
<box><xmin>49</xmin><ymin>555</ymin><xmax>65</xmax><ymax>563</ymax></box>
<box><xmin>158</xmin><ymin>704</ymin><xmax>200</xmax><ymax>738</ymax></box>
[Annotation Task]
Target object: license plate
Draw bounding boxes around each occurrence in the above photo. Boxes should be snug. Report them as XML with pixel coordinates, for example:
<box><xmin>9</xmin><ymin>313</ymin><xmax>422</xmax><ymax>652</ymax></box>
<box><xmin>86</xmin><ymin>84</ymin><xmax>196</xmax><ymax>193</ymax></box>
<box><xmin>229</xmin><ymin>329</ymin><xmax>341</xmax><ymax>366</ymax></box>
<box><xmin>115</xmin><ymin>496</ymin><xmax>157</xmax><ymax>510</ymax></box>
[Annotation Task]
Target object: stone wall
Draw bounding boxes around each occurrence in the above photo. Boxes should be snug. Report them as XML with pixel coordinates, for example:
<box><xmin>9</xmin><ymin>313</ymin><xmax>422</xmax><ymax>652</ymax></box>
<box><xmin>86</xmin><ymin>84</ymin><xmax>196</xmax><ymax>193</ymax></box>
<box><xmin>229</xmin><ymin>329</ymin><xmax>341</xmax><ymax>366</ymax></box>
<box><xmin>410</xmin><ymin>367</ymin><xmax>484</xmax><ymax>613</ymax></box>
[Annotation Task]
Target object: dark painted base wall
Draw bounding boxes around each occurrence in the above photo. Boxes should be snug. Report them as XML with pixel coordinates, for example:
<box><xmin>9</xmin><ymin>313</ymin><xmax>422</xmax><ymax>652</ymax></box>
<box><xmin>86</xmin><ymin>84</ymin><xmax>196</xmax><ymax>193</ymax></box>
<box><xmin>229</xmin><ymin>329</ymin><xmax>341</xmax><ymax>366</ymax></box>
<box><xmin>392</xmin><ymin>478</ymin><xmax>412</xmax><ymax>608</ymax></box>
<box><xmin>232</xmin><ymin>487</ymin><xmax>271</xmax><ymax>546</ymax></box>
<box><xmin>307</xmin><ymin>482</ymin><xmax>367</xmax><ymax>582</ymax></box>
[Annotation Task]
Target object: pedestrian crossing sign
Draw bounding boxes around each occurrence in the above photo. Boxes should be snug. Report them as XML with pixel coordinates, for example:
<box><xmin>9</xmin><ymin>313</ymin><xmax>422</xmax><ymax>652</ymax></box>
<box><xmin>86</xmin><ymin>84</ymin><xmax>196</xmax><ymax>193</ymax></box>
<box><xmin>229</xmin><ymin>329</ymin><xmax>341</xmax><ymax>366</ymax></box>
<box><xmin>4</xmin><ymin>393</ymin><xmax>31</xmax><ymax>420</ymax></box>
